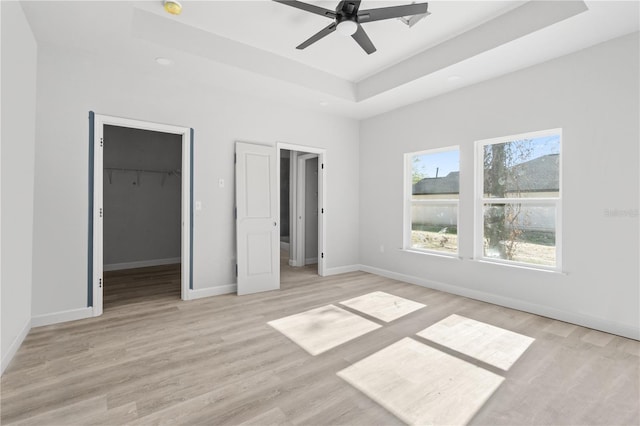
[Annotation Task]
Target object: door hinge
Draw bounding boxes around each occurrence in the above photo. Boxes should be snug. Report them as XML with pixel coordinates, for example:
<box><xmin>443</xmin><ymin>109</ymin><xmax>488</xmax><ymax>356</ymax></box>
<box><xmin>99</xmin><ymin>278</ymin><xmax>102</xmax><ymax>288</ymax></box>
<box><xmin>235</xmin><ymin>264</ymin><xmax>238</xmax><ymax>277</ymax></box>
<box><xmin>321</xmin><ymin>253</ymin><xmax>324</xmax><ymax>259</ymax></box>
<box><xmin>321</xmin><ymin>208</ymin><xmax>324</xmax><ymax>214</ymax></box>
<box><xmin>100</xmin><ymin>137</ymin><xmax>103</xmax><ymax>148</ymax></box>
<box><xmin>234</xmin><ymin>207</ymin><xmax>237</xmax><ymax>219</ymax></box>
<box><xmin>99</xmin><ymin>207</ymin><xmax>103</xmax><ymax>218</ymax></box>
<box><xmin>234</xmin><ymin>153</ymin><xmax>237</xmax><ymax>164</ymax></box>
<box><xmin>321</xmin><ymin>163</ymin><xmax>324</xmax><ymax>170</ymax></box>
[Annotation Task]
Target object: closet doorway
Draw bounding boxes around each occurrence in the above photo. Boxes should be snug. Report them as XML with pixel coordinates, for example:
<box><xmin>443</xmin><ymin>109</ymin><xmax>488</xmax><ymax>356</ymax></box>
<box><xmin>90</xmin><ymin>113</ymin><xmax>192</xmax><ymax>316</ymax></box>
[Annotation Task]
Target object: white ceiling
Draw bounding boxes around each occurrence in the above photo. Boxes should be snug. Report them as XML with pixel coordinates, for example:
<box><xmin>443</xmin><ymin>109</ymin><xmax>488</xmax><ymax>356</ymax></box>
<box><xmin>20</xmin><ymin>1</ymin><xmax>640</xmax><ymax>119</ymax></box>
<box><xmin>133</xmin><ymin>0</ymin><xmax>525</xmax><ymax>82</ymax></box>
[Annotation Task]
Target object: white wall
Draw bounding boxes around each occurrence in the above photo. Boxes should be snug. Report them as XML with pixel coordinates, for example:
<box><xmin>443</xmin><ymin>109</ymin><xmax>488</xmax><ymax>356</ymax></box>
<box><xmin>31</xmin><ymin>44</ymin><xmax>360</xmax><ymax>317</ymax></box>
<box><xmin>103</xmin><ymin>126</ymin><xmax>181</xmax><ymax>267</ymax></box>
<box><xmin>359</xmin><ymin>33</ymin><xmax>639</xmax><ymax>339</ymax></box>
<box><xmin>1</xmin><ymin>1</ymin><xmax>37</xmax><ymax>372</ymax></box>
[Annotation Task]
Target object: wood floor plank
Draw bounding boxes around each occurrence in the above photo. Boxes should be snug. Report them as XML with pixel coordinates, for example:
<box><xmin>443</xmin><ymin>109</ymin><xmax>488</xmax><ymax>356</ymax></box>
<box><xmin>1</xmin><ymin>262</ymin><xmax>638</xmax><ymax>425</ymax></box>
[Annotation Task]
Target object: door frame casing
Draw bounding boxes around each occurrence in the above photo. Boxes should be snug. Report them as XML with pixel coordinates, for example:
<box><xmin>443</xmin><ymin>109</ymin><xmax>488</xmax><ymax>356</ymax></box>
<box><xmin>277</xmin><ymin>142</ymin><xmax>326</xmax><ymax>277</ymax></box>
<box><xmin>91</xmin><ymin>113</ymin><xmax>192</xmax><ymax>316</ymax></box>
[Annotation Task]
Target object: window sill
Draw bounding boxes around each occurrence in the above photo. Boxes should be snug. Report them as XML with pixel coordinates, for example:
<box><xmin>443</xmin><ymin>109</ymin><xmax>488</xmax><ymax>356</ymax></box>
<box><xmin>469</xmin><ymin>258</ymin><xmax>568</xmax><ymax>275</ymax></box>
<box><xmin>400</xmin><ymin>248</ymin><xmax>462</xmax><ymax>260</ymax></box>
<box><xmin>399</xmin><ymin>250</ymin><xmax>568</xmax><ymax>274</ymax></box>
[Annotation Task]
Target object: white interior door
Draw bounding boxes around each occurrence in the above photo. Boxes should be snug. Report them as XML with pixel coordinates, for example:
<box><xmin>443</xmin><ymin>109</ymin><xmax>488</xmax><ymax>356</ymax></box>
<box><xmin>235</xmin><ymin>142</ymin><xmax>280</xmax><ymax>295</ymax></box>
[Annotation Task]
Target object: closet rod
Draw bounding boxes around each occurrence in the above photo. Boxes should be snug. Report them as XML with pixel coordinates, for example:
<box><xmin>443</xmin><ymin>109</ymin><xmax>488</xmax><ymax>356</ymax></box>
<box><xmin>104</xmin><ymin>167</ymin><xmax>181</xmax><ymax>185</ymax></box>
<box><xmin>104</xmin><ymin>167</ymin><xmax>181</xmax><ymax>174</ymax></box>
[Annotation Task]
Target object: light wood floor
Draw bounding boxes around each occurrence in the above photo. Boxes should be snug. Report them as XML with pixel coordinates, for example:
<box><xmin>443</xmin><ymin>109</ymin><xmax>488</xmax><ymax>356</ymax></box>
<box><xmin>103</xmin><ymin>264</ymin><xmax>182</xmax><ymax>310</ymax></box>
<box><xmin>2</xmin><ymin>264</ymin><xmax>639</xmax><ymax>425</ymax></box>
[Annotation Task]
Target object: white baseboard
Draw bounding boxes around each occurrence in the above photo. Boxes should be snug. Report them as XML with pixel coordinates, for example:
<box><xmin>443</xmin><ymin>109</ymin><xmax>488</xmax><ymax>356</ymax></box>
<box><xmin>359</xmin><ymin>264</ymin><xmax>640</xmax><ymax>341</ymax></box>
<box><xmin>323</xmin><ymin>264</ymin><xmax>361</xmax><ymax>276</ymax></box>
<box><xmin>32</xmin><ymin>307</ymin><xmax>93</xmax><ymax>328</ymax></box>
<box><xmin>1</xmin><ymin>318</ymin><xmax>31</xmax><ymax>375</ymax></box>
<box><xmin>280</xmin><ymin>241</ymin><xmax>290</xmax><ymax>251</ymax></box>
<box><xmin>188</xmin><ymin>284</ymin><xmax>237</xmax><ymax>300</ymax></box>
<box><xmin>104</xmin><ymin>257</ymin><xmax>181</xmax><ymax>272</ymax></box>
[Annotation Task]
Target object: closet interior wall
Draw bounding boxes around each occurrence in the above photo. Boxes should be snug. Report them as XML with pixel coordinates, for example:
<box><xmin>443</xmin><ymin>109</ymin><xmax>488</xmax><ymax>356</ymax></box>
<box><xmin>103</xmin><ymin>125</ymin><xmax>182</xmax><ymax>270</ymax></box>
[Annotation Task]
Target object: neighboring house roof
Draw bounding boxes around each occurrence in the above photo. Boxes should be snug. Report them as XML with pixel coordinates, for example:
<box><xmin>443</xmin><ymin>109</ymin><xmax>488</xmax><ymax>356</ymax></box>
<box><xmin>413</xmin><ymin>171</ymin><xmax>460</xmax><ymax>195</ymax></box>
<box><xmin>413</xmin><ymin>154</ymin><xmax>560</xmax><ymax>195</ymax></box>
<box><xmin>507</xmin><ymin>153</ymin><xmax>559</xmax><ymax>192</ymax></box>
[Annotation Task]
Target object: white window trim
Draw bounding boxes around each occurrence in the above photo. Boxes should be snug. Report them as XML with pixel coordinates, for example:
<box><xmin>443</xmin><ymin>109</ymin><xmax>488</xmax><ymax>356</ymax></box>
<box><xmin>403</xmin><ymin>146</ymin><xmax>460</xmax><ymax>257</ymax></box>
<box><xmin>474</xmin><ymin>128</ymin><xmax>563</xmax><ymax>272</ymax></box>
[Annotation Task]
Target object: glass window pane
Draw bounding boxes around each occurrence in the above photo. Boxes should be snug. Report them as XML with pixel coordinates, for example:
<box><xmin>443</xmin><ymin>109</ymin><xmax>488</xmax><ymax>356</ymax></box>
<box><xmin>412</xmin><ymin>149</ymin><xmax>460</xmax><ymax>200</ymax></box>
<box><xmin>483</xmin><ymin>135</ymin><xmax>560</xmax><ymax>198</ymax></box>
<box><xmin>411</xmin><ymin>203</ymin><xmax>458</xmax><ymax>253</ymax></box>
<box><xmin>483</xmin><ymin>203</ymin><xmax>556</xmax><ymax>267</ymax></box>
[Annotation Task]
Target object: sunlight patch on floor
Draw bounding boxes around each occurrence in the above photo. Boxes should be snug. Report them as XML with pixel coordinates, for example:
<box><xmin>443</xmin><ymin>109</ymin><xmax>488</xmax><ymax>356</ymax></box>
<box><xmin>339</xmin><ymin>291</ymin><xmax>426</xmax><ymax>322</ymax></box>
<box><xmin>267</xmin><ymin>305</ymin><xmax>381</xmax><ymax>356</ymax></box>
<box><xmin>417</xmin><ymin>314</ymin><xmax>535</xmax><ymax>371</ymax></box>
<box><xmin>337</xmin><ymin>337</ymin><xmax>504</xmax><ymax>425</ymax></box>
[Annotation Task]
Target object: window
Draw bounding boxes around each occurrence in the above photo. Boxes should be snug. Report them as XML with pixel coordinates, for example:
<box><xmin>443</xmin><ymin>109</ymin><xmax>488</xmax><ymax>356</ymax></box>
<box><xmin>405</xmin><ymin>147</ymin><xmax>460</xmax><ymax>255</ymax></box>
<box><xmin>475</xmin><ymin>129</ymin><xmax>561</xmax><ymax>270</ymax></box>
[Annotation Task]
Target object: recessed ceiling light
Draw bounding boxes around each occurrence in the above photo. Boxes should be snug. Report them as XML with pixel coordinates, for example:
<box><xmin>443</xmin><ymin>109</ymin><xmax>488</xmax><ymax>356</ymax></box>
<box><xmin>164</xmin><ymin>0</ymin><xmax>182</xmax><ymax>15</ymax></box>
<box><xmin>319</xmin><ymin>101</ymin><xmax>329</xmax><ymax>107</ymax></box>
<box><xmin>447</xmin><ymin>75</ymin><xmax>462</xmax><ymax>82</ymax></box>
<box><xmin>155</xmin><ymin>57</ymin><xmax>174</xmax><ymax>66</ymax></box>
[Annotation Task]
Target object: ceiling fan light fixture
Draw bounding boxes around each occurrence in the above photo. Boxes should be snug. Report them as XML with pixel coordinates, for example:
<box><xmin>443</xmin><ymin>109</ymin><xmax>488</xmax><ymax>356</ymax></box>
<box><xmin>336</xmin><ymin>20</ymin><xmax>358</xmax><ymax>36</ymax></box>
<box><xmin>164</xmin><ymin>0</ymin><xmax>182</xmax><ymax>15</ymax></box>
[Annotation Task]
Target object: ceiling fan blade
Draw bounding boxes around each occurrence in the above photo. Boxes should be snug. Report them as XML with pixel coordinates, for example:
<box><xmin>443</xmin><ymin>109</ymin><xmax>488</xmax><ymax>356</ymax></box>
<box><xmin>351</xmin><ymin>24</ymin><xmax>376</xmax><ymax>54</ymax></box>
<box><xmin>296</xmin><ymin>22</ymin><xmax>337</xmax><ymax>50</ymax></box>
<box><xmin>339</xmin><ymin>0</ymin><xmax>362</xmax><ymax>15</ymax></box>
<box><xmin>358</xmin><ymin>2</ymin><xmax>428</xmax><ymax>23</ymax></box>
<box><xmin>272</xmin><ymin>0</ymin><xmax>336</xmax><ymax>19</ymax></box>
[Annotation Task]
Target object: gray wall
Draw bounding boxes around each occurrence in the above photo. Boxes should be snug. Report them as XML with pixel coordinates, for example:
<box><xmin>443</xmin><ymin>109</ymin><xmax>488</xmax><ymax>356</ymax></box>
<box><xmin>1</xmin><ymin>2</ymin><xmax>37</xmax><ymax>372</ymax></box>
<box><xmin>305</xmin><ymin>157</ymin><xmax>319</xmax><ymax>262</ymax></box>
<box><xmin>31</xmin><ymin>43</ymin><xmax>360</xmax><ymax>317</ymax></box>
<box><xmin>360</xmin><ymin>33</ymin><xmax>640</xmax><ymax>339</ymax></box>
<box><xmin>103</xmin><ymin>125</ymin><xmax>181</xmax><ymax>267</ymax></box>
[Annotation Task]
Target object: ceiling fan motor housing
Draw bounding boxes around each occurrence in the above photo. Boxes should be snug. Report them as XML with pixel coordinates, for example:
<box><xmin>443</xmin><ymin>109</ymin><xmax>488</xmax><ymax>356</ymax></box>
<box><xmin>273</xmin><ymin>0</ymin><xmax>429</xmax><ymax>54</ymax></box>
<box><xmin>336</xmin><ymin>14</ymin><xmax>358</xmax><ymax>35</ymax></box>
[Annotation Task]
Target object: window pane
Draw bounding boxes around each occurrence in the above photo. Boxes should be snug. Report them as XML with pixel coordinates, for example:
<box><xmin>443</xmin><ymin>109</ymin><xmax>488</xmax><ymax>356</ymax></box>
<box><xmin>411</xmin><ymin>203</ymin><xmax>458</xmax><ymax>253</ymax></box>
<box><xmin>483</xmin><ymin>203</ymin><xmax>556</xmax><ymax>267</ymax></box>
<box><xmin>483</xmin><ymin>135</ymin><xmax>560</xmax><ymax>198</ymax></box>
<box><xmin>412</xmin><ymin>149</ymin><xmax>460</xmax><ymax>200</ymax></box>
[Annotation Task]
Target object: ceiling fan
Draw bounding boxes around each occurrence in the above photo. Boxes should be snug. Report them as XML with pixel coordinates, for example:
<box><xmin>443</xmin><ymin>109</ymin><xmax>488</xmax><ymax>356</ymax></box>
<box><xmin>273</xmin><ymin>0</ymin><xmax>429</xmax><ymax>55</ymax></box>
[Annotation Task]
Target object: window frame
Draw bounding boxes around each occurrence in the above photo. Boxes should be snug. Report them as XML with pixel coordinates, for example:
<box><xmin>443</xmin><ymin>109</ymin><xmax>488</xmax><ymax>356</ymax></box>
<box><xmin>404</xmin><ymin>146</ymin><xmax>461</xmax><ymax>257</ymax></box>
<box><xmin>474</xmin><ymin>129</ymin><xmax>563</xmax><ymax>271</ymax></box>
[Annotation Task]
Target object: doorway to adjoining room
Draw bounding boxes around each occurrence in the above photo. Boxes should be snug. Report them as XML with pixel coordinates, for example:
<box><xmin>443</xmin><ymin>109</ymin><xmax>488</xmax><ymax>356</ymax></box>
<box><xmin>280</xmin><ymin>148</ymin><xmax>322</xmax><ymax>287</ymax></box>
